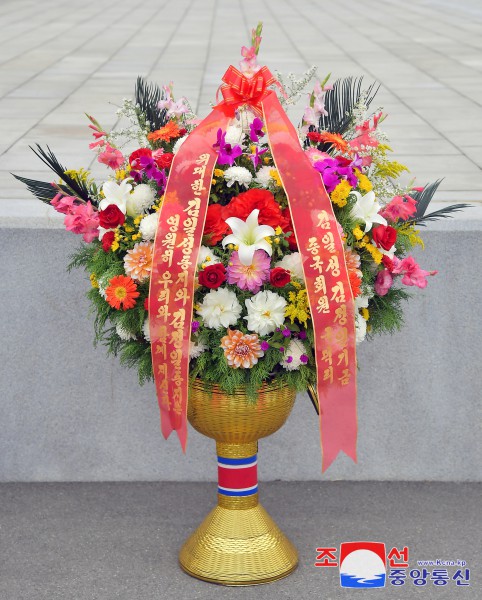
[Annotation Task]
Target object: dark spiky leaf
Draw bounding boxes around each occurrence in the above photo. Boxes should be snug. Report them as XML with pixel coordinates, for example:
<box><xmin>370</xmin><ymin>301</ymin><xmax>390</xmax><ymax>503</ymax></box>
<box><xmin>29</xmin><ymin>144</ymin><xmax>91</xmax><ymax>201</ymax></box>
<box><xmin>317</xmin><ymin>76</ymin><xmax>379</xmax><ymax>146</ymax></box>
<box><xmin>12</xmin><ymin>174</ymin><xmax>64</xmax><ymax>204</ymax></box>
<box><xmin>407</xmin><ymin>180</ymin><xmax>471</xmax><ymax>225</ymax></box>
<box><xmin>413</xmin><ymin>204</ymin><xmax>472</xmax><ymax>226</ymax></box>
<box><xmin>410</xmin><ymin>180</ymin><xmax>443</xmax><ymax>219</ymax></box>
<box><xmin>134</xmin><ymin>76</ymin><xmax>168</xmax><ymax>132</ymax></box>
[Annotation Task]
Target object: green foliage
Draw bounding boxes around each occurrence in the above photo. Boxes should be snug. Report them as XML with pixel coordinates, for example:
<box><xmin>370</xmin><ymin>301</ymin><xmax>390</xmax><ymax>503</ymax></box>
<box><xmin>367</xmin><ymin>287</ymin><xmax>411</xmax><ymax>336</ymax></box>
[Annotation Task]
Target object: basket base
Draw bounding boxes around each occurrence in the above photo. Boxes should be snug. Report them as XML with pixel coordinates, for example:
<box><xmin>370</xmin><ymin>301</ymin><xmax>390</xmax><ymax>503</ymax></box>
<box><xmin>179</xmin><ymin>502</ymin><xmax>298</xmax><ymax>586</ymax></box>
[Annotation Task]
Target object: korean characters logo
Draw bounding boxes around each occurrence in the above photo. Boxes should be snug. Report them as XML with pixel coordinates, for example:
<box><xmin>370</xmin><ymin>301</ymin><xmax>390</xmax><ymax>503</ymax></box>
<box><xmin>315</xmin><ymin>542</ymin><xmax>470</xmax><ymax>589</ymax></box>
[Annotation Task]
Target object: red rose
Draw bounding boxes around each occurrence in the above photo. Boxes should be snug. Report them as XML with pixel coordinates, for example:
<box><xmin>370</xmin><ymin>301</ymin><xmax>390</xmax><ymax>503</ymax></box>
<box><xmin>154</xmin><ymin>152</ymin><xmax>174</xmax><ymax>169</ymax></box>
<box><xmin>198</xmin><ymin>263</ymin><xmax>227</xmax><ymax>289</ymax></box>
<box><xmin>98</xmin><ymin>204</ymin><xmax>125</xmax><ymax>229</ymax></box>
<box><xmin>178</xmin><ymin>128</ymin><xmax>187</xmax><ymax>137</ymax></box>
<box><xmin>101</xmin><ymin>230</ymin><xmax>115</xmax><ymax>252</ymax></box>
<box><xmin>222</xmin><ymin>189</ymin><xmax>289</xmax><ymax>229</ymax></box>
<box><xmin>129</xmin><ymin>148</ymin><xmax>152</xmax><ymax>168</ymax></box>
<box><xmin>203</xmin><ymin>204</ymin><xmax>229</xmax><ymax>246</ymax></box>
<box><xmin>372</xmin><ymin>225</ymin><xmax>397</xmax><ymax>250</ymax></box>
<box><xmin>281</xmin><ymin>207</ymin><xmax>298</xmax><ymax>251</ymax></box>
<box><xmin>144</xmin><ymin>297</ymin><xmax>149</xmax><ymax>311</ymax></box>
<box><xmin>270</xmin><ymin>267</ymin><xmax>291</xmax><ymax>288</ymax></box>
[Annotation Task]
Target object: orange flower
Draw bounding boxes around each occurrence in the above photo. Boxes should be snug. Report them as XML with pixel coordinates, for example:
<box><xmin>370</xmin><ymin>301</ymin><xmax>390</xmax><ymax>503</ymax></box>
<box><xmin>106</xmin><ymin>275</ymin><xmax>139</xmax><ymax>310</ymax></box>
<box><xmin>147</xmin><ymin>121</ymin><xmax>181</xmax><ymax>143</ymax></box>
<box><xmin>220</xmin><ymin>329</ymin><xmax>264</xmax><ymax>369</ymax></box>
<box><xmin>345</xmin><ymin>247</ymin><xmax>362</xmax><ymax>298</ymax></box>
<box><xmin>318</xmin><ymin>132</ymin><xmax>348</xmax><ymax>153</ymax></box>
<box><xmin>124</xmin><ymin>241</ymin><xmax>153</xmax><ymax>282</ymax></box>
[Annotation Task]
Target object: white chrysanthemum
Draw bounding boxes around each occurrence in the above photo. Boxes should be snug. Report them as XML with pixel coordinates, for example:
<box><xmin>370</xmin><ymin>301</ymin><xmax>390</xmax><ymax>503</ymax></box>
<box><xmin>355</xmin><ymin>311</ymin><xmax>367</xmax><ymax>344</ymax></box>
<box><xmin>255</xmin><ymin>165</ymin><xmax>273</xmax><ymax>188</ymax></box>
<box><xmin>190</xmin><ymin>339</ymin><xmax>207</xmax><ymax>359</ymax></box>
<box><xmin>126</xmin><ymin>184</ymin><xmax>156</xmax><ymax>217</ymax></box>
<box><xmin>139</xmin><ymin>212</ymin><xmax>159</xmax><ymax>241</ymax></box>
<box><xmin>173</xmin><ymin>134</ymin><xmax>188</xmax><ymax>155</ymax></box>
<box><xmin>223</xmin><ymin>166</ymin><xmax>252</xmax><ymax>188</ymax></box>
<box><xmin>116</xmin><ymin>322</ymin><xmax>136</xmax><ymax>341</ymax></box>
<box><xmin>275</xmin><ymin>252</ymin><xmax>305</xmax><ymax>281</ymax></box>
<box><xmin>280</xmin><ymin>339</ymin><xmax>306</xmax><ymax>371</ymax></box>
<box><xmin>244</xmin><ymin>290</ymin><xmax>287</xmax><ymax>336</ymax></box>
<box><xmin>197</xmin><ymin>288</ymin><xmax>242</xmax><ymax>330</ymax></box>
<box><xmin>142</xmin><ymin>318</ymin><xmax>150</xmax><ymax>342</ymax></box>
<box><xmin>197</xmin><ymin>245</ymin><xmax>220</xmax><ymax>267</ymax></box>
<box><xmin>224</xmin><ymin>125</ymin><xmax>245</xmax><ymax>147</ymax></box>
<box><xmin>97</xmin><ymin>275</ymin><xmax>109</xmax><ymax>299</ymax></box>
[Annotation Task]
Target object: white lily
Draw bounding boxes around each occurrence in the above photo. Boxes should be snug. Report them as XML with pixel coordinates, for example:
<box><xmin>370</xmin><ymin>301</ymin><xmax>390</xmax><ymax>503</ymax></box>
<box><xmin>349</xmin><ymin>190</ymin><xmax>387</xmax><ymax>232</ymax></box>
<box><xmin>99</xmin><ymin>179</ymin><xmax>132</xmax><ymax>213</ymax></box>
<box><xmin>222</xmin><ymin>209</ymin><xmax>275</xmax><ymax>265</ymax></box>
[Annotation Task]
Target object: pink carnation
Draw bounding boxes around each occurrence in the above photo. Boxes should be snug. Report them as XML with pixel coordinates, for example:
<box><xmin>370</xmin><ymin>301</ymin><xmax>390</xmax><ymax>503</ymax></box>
<box><xmin>374</xmin><ymin>269</ymin><xmax>393</xmax><ymax>296</ymax></box>
<box><xmin>380</xmin><ymin>195</ymin><xmax>417</xmax><ymax>222</ymax></box>
<box><xmin>227</xmin><ymin>249</ymin><xmax>270</xmax><ymax>293</ymax></box>
<box><xmin>98</xmin><ymin>144</ymin><xmax>124</xmax><ymax>170</ymax></box>
<box><xmin>51</xmin><ymin>193</ymin><xmax>76</xmax><ymax>215</ymax></box>
<box><xmin>392</xmin><ymin>256</ymin><xmax>437</xmax><ymax>289</ymax></box>
<box><xmin>64</xmin><ymin>201</ymin><xmax>99</xmax><ymax>242</ymax></box>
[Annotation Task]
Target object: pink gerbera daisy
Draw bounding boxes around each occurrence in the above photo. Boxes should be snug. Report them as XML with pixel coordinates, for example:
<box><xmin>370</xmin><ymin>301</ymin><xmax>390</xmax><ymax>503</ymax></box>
<box><xmin>226</xmin><ymin>249</ymin><xmax>270</xmax><ymax>293</ymax></box>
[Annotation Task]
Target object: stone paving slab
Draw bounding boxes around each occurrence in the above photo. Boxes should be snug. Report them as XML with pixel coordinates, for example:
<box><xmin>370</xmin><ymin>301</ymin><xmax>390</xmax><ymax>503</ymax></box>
<box><xmin>0</xmin><ymin>0</ymin><xmax>481</xmax><ymax>221</ymax></box>
<box><xmin>0</xmin><ymin>482</ymin><xmax>480</xmax><ymax>599</ymax></box>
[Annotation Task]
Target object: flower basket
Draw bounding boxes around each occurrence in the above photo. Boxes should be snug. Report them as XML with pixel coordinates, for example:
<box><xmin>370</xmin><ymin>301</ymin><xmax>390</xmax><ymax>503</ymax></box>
<box><xmin>14</xmin><ymin>22</ymin><xmax>468</xmax><ymax>586</ymax></box>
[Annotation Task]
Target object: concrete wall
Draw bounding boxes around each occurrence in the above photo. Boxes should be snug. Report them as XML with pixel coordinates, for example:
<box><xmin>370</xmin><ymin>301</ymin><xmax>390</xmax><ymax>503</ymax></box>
<box><xmin>1</xmin><ymin>222</ymin><xmax>480</xmax><ymax>482</ymax></box>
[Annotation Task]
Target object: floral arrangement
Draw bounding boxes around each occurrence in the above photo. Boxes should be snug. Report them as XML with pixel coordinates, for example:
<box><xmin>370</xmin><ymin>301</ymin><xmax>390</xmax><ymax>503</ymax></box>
<box><xmin>15</xmin><ymin>26</ymin><xmax>467</xmax><ymax>403</ymax></box>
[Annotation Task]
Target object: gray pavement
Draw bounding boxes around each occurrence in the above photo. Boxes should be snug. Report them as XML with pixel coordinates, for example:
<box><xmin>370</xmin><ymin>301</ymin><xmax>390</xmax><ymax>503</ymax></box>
<box><xmin>1</xmin><ymin>0</ymin><xmax>482</xmax><ymax>224</ymax></box>
<box><xmin>1</xmin><ymin>481</ymin><xmax>480</xmax><ymax>599</ymax></box>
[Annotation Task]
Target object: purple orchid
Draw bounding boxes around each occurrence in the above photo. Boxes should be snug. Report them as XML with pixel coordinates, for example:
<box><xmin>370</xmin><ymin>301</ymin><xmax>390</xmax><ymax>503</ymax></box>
<box><xmin>139</xmin><ymin>156</ymin><xmax>167</xmax><ymax>191</ymax></box>
<box><xmin>249</xmin><ymin>146</ymin><xmax>267</xmax><ymax>168</ymax></box>
<box><xmin>213</xmin><ymin>128</ymin><xmax>242</xmax><ymax>166</ymax></box>
<box><xmin>314</xmin><ymin>157</ymin><xmax>357</xmax><ymax>193</ymax></box>
<box><xmin>213</xmin><ymin>128</ymin><xmax>226</xmax><ymax>149</ymax></box>
<box><xmin>249</xmin><ymin>117</ymin><xmax>265</xmax><ymax>142</ymax></box>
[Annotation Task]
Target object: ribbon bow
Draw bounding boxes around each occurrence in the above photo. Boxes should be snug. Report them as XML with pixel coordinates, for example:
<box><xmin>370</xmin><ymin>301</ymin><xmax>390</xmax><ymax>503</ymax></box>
<box><xmin>216</xmin><ymin>65</ymin><xmax>277</xmax><ymax>117</ymax></box>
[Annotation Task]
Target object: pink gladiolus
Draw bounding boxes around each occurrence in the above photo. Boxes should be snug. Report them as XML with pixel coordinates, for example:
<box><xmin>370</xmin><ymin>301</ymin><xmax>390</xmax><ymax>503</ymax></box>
<box><xmin>64</xmin><ymin>201</ymin><xmax>99</xmax><ymax>242</ymax></box>
<box><xmin>51</xmin><ymin>193</ymin><xmax>76</xmax><ymax>215</ymax></box>
<box><xmin>88</xmin><ymin>123</ymin><xmax>106</xmax><ymax>139</ymax></box>
<box><xmin>380</xmin><ymin>195</ymin><xmax>417</xmax><ymax>222</ymax></box>
<box><xmin>374</xmin><ymin>269</ymin><xmax>393</xmax><ymax>296</ymax></box>
<box><xmin>412</xmin><ymin>186</ymin><xmax>424</xmax><ymax>192</ymax></box>
<box><xmin>392</xmin><ymin>256</ymin><xmax>437</xmax><ymax>289</ymax></box>
<box><xmin>98</xmin><ymin>144</ymin><xmax>124</xmax><ymax>170</ymax></box>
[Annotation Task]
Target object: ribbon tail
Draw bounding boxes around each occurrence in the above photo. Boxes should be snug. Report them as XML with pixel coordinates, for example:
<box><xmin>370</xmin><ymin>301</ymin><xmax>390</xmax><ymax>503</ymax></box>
<box><xmin>262</xmin><ymin>90</ymin><xmax>358</xmax><ymax>473</ymax></box>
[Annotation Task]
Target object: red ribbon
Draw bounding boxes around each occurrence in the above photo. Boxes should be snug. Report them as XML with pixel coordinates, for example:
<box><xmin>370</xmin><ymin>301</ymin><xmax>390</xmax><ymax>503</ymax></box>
<box><xmin>217</xmin><ymin>65</ymin><xmax>277</xmax><ymax>117</ymax></box>
<box><xmin>150</xmin><ymin>66</ymin><xmax>358</xmax><ymax>471</ymax></box>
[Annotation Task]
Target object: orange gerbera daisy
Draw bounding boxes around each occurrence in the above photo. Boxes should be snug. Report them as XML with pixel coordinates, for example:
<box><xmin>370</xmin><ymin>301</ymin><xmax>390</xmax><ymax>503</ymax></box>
<box><xmin>318</xmin><ymin>131</ymin><xmax>348</xmax><ymax>153</ymax></box>
<box><xmin>123</xmin><ymin>241</ymin><xmax>153</xmax><ymax>282</ymax></box>
<box><xmin>106</xmin><ymin>275</ymin><xmax>139</xmax><ymax>310</ymax></box>
<box><xmin>220</xmin><ymin>329</ymin><xmax>264</xmax><ymax>369</ymax></box>
<box><xmin>147</xmin><ymin>120</ymin><xmax>181</xmax><ymax>143</ymax></box>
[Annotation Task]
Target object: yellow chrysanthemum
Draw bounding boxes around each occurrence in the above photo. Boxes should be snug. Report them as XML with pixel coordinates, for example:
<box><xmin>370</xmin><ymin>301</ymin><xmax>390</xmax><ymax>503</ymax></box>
<box><xmin>90</xmin><ymin>273</ymin><xmax>99</xmax><ymax>288</ymax></box>
<box><xmin>356</xmin><ymin>171</ymin><xmax>373</xmax><ymax>192</ymax></box>
<box><xmin>330</xmin><ymin>180</ymin><xmax>352</xmax><ymax>207</ymax></box>
<box><xmin>352</xmin><ymin>226</ymin><xmax>364</xmax><ymax>240</ymax></box>
<box><xmin>269</xmin><ymin>168</ymin><xmax>282</xmax><ymax>187</ymax></box>
<box><xmin>365</xmin><ymin>243</ymin><xmax>383</xmax><ymax>264</ymax></box>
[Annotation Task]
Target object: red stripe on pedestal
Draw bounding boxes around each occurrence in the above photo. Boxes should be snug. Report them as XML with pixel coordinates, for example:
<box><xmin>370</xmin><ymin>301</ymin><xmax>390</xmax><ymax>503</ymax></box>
<box><xmin>218</xmin><ymin>464</ymin><xmax>258</xmax><ymax>490</ymax></box>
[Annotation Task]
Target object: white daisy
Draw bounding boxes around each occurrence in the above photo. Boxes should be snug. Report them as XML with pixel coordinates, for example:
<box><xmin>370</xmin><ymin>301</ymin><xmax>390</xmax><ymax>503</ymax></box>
<box><xmin>244</xmin><ymin>290</ymin><xmax>287</xmax><ymax>336</ymax></box>
<box><xmin>197</xmin><ymin>288</ymin><xmax>242</xmax><ymax>330</ymax></box>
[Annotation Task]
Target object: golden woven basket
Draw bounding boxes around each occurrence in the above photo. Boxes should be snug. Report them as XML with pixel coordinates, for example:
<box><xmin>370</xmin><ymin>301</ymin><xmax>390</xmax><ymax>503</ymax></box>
<box><xmin>178</xmin><ymin>379</ymin><xmax>298</xmax><ymax>585</ymax></box>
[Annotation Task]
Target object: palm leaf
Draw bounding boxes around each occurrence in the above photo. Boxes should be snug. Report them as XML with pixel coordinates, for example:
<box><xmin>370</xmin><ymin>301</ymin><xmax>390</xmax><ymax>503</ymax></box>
<box><xmin>11</xmin><ymin>174</ymin><xmax>66</xmax><ymax>204</ymax></box>
<box><xmin>408</xmin><ymin>180</ymin><xmax>471</xmax><ymax>226</ymax></box>
<box><xmin>134</xmin><ymin>76</ymin><xmax>168</xmax><ymax>132</ymax></box>
<box><xmin>318</xmin><ymin>76</ymin><xmax>379</xmax><ymax>137</ymax></box>
<box><xmin>29</xmin><ymin>144</ymin><xmax>91</xmax><ymax>201</ymax></box>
